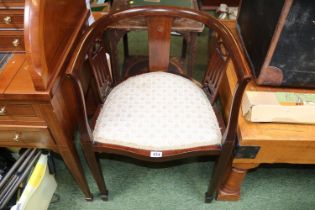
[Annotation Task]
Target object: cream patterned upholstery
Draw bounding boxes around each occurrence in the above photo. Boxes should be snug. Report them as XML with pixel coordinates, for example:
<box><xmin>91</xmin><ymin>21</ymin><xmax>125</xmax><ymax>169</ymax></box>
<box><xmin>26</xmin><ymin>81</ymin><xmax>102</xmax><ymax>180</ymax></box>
<box><xmin>93</xmin><ymin>72</ymin><xmax>222</xmax><ymax>151</ymax></box>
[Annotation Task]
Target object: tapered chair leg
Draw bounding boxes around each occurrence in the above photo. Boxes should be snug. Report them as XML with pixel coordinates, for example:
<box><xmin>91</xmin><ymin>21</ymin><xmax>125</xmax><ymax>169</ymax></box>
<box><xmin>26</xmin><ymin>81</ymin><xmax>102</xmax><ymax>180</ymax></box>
<box><xmin>205</xmin><ymin>141</ymin><xmax>234</xmax><ymax>203</ymax></box>
<box><xmin>81</xmin><ymin>140</ymin><xmax>109</xmax><ymax>201</ymax></box>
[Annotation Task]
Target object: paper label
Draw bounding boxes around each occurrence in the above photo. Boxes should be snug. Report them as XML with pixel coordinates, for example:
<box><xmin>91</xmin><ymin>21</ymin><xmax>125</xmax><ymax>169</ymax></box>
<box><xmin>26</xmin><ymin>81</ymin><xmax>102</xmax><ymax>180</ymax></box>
<box><xmin>150</xmin><ymin>151</ymin><xmax>162</xmax><ymax>158</ymax></box>
<box><xmin>276</xmin><ymin>92</ymin><xmax>315</xmax><ymax>106</ymax></box>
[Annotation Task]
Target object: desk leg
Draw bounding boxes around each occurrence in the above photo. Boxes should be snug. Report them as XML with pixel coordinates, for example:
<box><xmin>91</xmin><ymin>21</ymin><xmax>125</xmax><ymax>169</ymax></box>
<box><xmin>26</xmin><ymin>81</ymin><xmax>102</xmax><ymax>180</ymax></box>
<box><xmin>59</xmin><ymin>146</ymin><xmax>93</xmax><ymax>201</ymax></box>
<box><xmin>123</xmin><ymin>33</ymin><xmax>129</xmax><ymax>58</ymax></box>
<box><xmin>217</xmin><ymin>163</ymin><xmax>259</xmax><ymax>201</ymax></box>
<box><xmin>40</xmin><ymin>104</ymin><xmax>93</xmax><ymax>200</ymax></box>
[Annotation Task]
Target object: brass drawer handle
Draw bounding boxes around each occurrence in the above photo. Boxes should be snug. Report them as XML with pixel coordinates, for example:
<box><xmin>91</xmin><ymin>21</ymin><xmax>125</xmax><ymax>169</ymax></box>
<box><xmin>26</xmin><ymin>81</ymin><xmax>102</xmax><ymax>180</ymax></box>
<box><xmin>3</xmin><ymin>16</ymin><xmax>12</xmax><ymax>24</ymax></box>
<box><xmin>0</xmin><ymin>106</ymin><xmax>6</xmax><ymax>115</ymax></box>
<box><xmin>12</xmin><ymin>39</ymin><xmax>20</xmax><ymax>47</ymax></box>
<box><xmin>13</xmin><ymin>132</ymin><xmax>21</xmax><ymax>142</ymax></box>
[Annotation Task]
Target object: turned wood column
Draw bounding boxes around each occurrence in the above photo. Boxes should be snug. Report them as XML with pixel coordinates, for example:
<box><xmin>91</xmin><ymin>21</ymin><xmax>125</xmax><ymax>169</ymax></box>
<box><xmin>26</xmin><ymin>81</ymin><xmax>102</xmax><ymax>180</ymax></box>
<box><xmin>217</xmin><ymin>163</ymin><xmax>259</xmax><ymax>201</ymax></box>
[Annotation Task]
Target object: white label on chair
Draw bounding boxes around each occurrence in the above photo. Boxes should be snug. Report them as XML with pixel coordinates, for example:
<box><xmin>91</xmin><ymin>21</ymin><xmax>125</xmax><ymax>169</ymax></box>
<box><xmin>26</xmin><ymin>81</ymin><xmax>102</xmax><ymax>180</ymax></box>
<box><xmin>150</xmin><ymin>151</ymin><xmax>163</xmax><ymax>158</ymax></box>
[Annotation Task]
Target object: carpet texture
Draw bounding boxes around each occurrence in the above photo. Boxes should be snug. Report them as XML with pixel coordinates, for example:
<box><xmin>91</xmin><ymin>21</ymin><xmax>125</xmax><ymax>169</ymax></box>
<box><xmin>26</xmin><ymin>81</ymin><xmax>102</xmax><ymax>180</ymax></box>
<box><xmin>48</xmin><ymin>154</ymin><xmax>315</xmax><ymax>210</ymax></box>
<box><xmin>48</xmin><ymin>28</ymin><xmax>315</xmax><ymax>210</ymax></box>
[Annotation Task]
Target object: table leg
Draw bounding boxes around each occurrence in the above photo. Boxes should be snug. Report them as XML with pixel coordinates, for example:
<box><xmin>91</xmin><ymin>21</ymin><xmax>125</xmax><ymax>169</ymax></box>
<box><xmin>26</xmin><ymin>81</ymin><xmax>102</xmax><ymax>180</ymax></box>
<box><xmin>40</xmin><ymin>104</ymin><xmax>93</xmax><ymax>200</ymax></box>
<box><xmin>217</xmin><ymin>163</ymin><xmax>259</xmax><ymax>201</ymax></box>
<box><xmin>180</xmin><ymin>32</ymin><xmax>198</xmax><ymax>77</ymax></box>
<box><xmin>59</xmin><ymin>146</ymin><xmax>93</xmax><ymax>201</ymax></box>
<box><xmin>107</xmin><ymin>29</ymin><xmax>128</xmax><ymax>84</ymax></box>
<box><xmin>187</xmin><ymin>32</ymin><xmax>197</xmax><ymax>77</ymax></box>
<box><xmin>181</xmin><ymin>35</ymin><xmax>187</xmax><ymax>60</ymax></box>
<box><xmin>123</xmin><ymin>33</ymin><xmax>129</xmax><ymax>58</ymax></box>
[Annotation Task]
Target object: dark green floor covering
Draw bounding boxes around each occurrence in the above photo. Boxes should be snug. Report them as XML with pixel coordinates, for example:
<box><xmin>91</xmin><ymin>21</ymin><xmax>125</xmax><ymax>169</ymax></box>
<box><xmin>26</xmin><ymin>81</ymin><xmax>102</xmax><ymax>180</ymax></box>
<box><xmin>48</xmin><ymin>29</ymin><xmax>315</xmax><ymax>210</ymax></box>
<box><xmin>48</xmin><ymin>154</ymin><xmax>315</xmax><ymax>210</ymax></box>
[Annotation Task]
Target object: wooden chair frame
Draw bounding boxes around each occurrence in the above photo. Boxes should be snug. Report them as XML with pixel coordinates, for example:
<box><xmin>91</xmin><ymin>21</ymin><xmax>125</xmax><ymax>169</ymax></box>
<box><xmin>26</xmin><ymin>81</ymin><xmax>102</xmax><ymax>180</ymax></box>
<box><xmin>65</xmin><ymin>6</ymin><xmax>251</xmax><ymax>202</ymax></box>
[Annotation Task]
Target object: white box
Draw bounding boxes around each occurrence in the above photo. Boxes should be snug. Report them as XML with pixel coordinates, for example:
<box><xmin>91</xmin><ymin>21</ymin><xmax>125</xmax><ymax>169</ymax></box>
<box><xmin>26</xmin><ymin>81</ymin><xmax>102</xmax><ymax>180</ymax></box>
<box><xmin>241</xmin><ymin>91</ymin><xmax>315</xmax><ymax>124</ymax></box>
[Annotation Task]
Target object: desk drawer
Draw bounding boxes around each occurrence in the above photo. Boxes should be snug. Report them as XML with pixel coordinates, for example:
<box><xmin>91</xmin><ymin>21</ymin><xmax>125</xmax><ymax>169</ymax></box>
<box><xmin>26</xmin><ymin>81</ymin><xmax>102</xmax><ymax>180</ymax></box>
<box><xmin>0</xmin><ymin>127</ymin><xmax>55</xmax><ymax>147</ymax></box>
<box><xmin>0</xmin><ymin>102</ymin><xmax>43</xmax><ymax>122</ymax></box>
<box><xmin>0</xmin><ymin>31</ymin><xmax>24</xmax><ymax>51</ymax></box>
<box><xmin>0</xmin><ymin>9</ymin><xmax>24</xmax><ymax>29</ymax></box>
<box><xmin>0</xmin><ymin>0</ymin><xmax>24</xmax><ymax>8</ymax></box>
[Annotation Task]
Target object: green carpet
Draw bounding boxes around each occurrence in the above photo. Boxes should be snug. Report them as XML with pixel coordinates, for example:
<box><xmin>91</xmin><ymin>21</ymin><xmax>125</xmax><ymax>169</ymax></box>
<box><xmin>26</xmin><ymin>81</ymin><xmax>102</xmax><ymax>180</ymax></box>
<box><xmin>48</xmin><ymin>28</ymin><xmax>315</xmax><ymax>210</ymax></box>
<box><xmin>48</xmin><ymin>154</ymin><xmax>315</xmax><ymax>210</ymax></box>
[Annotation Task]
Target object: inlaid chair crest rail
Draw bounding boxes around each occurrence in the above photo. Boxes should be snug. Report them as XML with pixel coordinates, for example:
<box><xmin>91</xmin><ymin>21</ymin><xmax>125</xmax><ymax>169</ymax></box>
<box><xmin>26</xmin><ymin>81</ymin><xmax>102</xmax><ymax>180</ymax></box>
<box><xmin>66</xmin><ymin>6</ymin><xmax>251</xmax><ymax>202</ymax></box>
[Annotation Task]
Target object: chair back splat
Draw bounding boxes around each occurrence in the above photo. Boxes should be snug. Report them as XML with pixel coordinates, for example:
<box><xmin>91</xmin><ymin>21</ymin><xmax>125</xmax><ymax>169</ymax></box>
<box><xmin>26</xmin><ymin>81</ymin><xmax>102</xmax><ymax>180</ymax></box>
<box><xmin>65</xmin><ymin>6</ymin><xmax>251</xmax><ymax>203</ymax></box>
<box><xmin>147</xmin><ymin>16</ymin><xmax>173</xmax><ymax>71</ymax></box>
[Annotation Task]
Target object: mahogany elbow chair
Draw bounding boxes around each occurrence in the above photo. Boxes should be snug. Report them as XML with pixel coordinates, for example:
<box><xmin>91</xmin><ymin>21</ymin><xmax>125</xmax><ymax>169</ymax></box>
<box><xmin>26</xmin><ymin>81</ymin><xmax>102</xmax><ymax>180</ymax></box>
<box><xmin>65</xmin><ymin>6</ymin><xmax>251</xmax><ymax>202</ymax></box>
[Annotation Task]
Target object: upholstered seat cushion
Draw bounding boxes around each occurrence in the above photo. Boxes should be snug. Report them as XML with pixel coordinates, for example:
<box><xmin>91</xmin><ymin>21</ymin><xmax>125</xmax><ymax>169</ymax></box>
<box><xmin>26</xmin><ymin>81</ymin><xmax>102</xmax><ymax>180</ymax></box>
<box><xmin>93</xmin><ymin>72</ymin><xmax>222</xmax><ymax>151</ymax></box>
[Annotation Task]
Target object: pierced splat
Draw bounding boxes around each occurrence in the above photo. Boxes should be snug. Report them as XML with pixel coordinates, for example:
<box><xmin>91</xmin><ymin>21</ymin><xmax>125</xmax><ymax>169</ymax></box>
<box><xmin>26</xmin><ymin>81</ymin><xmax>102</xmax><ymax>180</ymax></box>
<box><xmin>203</xmin><ymin>39</ymin><xmax>229</xmax><ymax>104</ymax></box>
<box><xmin>87</xmin><ymin>38</ymin><xmax>112</xmax><ymax>102</ymax></box>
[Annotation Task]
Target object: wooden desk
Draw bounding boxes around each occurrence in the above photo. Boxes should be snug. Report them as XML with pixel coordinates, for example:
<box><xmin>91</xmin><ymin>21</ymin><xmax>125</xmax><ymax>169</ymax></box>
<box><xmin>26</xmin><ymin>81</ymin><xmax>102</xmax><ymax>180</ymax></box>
<box><xmin>0</xmin><ymin>0</ymin><xmax>93</xmax><ymax>200</ymax></box>
<box><xmin>108</xmin><ymin>0</ymin><xmax>203</xmax><ymax>83</ymax></box>
<box><xmin>0</xmin><ymin>57</ymin><xmax>93</xmax><ymax>200</ymax></box>
<box><xmin>216</xmin><ymin>52</ymin><xmax>315</xmax><ymax>201</ymax></box>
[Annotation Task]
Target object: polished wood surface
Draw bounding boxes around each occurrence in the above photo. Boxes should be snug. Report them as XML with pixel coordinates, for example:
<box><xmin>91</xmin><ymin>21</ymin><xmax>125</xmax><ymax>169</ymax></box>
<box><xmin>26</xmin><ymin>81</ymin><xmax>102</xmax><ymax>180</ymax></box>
<box><xmin>66</xmin><ymin>6</ymin><xmax>251</xmax><ymax>202</ymax></box>
<box><xmin>0</xmin><ymin>0</ymin><xmax>24</xmax><ymax>8</ymax></box>
<box><xmin>0</xmin><ymin>55</ymin><xmax>93</xmax><ymax>201</ymax></box>
<box><xmin>0</xmin><ymin>31</ymin><xmax>24</xmax><ymax>51</ymax></box>
<box><xmin>217</xmin><ymin>22</ymin><xmax>315</xmax><ymax>200</ymax></box>
<box><xmin>147</xmin><ymin>17</ymin><xmax>172</xmax><ymax>71</ymax></box>
<box><xmin>0</xmin><ymin>0</ymin><xmax>93</xmax><ymax>200</ymax></box>
<box><xmin>0</xmin><ymin>9</ymin><xmax>24</xmax><ymax>28</ymax></box>
<box><xmin>0</xmin><ymin>101</ymin><xmax>44</xmax><ymax>122</ymax></box>
<box><xmin>24</xmin><ymin>0</ymin><xmax>89</xmax><ymax>91</ymax></box>
<box><xmin>0</xmin><ymin>0</ymin><xmax>24</xmax><ymax>52</ymax></box>
<box><xmin>0</xmin><ymin>125</ymin><xmax>56</xmax><ymax>148</ymax></box>
<box><xmin>0</xmin><ymin>54</ymin><xmax>25</xmax><ymax>94</ymax></box>
<box><xmin>217</xmin><ymin>163</ymin><xmax>258</xmax><ymax>201</ymax></box>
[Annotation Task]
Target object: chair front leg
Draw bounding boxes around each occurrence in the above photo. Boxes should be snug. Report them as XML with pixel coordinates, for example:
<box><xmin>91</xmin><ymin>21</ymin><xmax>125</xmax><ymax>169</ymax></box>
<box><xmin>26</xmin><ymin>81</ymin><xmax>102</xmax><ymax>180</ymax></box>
<box><xmin>205</xmin><ymin>140</ymin><xmax>234</xmax><ymax>203</ymax></box>
<box><xmin>80</xmin><ymin>139</ymin><xmax>109</xmax><ymax>201</ymax></box>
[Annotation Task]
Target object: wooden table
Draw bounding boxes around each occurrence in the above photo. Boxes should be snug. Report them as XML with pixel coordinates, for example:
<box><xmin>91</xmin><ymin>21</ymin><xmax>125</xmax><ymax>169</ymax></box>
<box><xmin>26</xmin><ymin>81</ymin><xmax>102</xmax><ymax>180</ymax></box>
<box><xmin>107</xmin><ymin>0</ymin><xmax>204</xmax><ymax>83</ymax></box>
<box><xmin>216</xmin><ymin>49</ymin><xmax>315</xmax><ymax>201</ymax></box>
